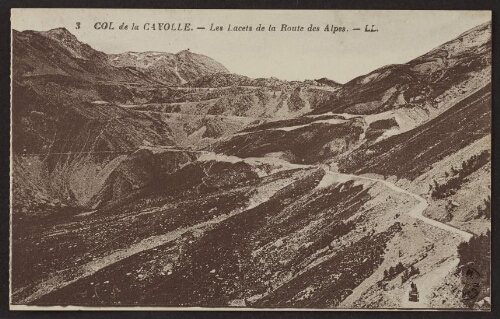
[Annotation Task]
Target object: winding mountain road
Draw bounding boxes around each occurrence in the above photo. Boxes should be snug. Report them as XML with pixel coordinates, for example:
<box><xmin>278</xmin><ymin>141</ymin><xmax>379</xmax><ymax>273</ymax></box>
<box><xmin>317</xmin><ymin>168</ymin><xmax>472</xmax><ymax>309</ymax></box>
<box><xmin>319</xmin><ymin>168</ymin><xmax>472</xmax><ymax>308</ymax></box>
<box><xmin>15</xmin><ymin>149</ymin><xmax>474</xmax><ymax>307</ymax></box>
<box><xmin>400</xmin><ymin>257</ymin><xmax>460</xmax><ymax>309</ymax></box>
<box><xmin>320</xmin><ymin>170</ymin><xmax>472</xmax><ymax>241</ymax></box>
<box><xmin>174</xmin><ymin>150</ymin><xmax>474</xmax><ymax>243</ymax></box>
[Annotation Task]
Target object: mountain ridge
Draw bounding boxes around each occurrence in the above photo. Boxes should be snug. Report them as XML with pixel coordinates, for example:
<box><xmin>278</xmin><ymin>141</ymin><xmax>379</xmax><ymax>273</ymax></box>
<box><xmin>109</xmin><ymin>49</ymin><xmax>230</xmax><ymax>86</ymax></box>
<box><xmin>310</xmin><ymin>21</ymin><xmax>491</xmax><ymax>116</ymax></box>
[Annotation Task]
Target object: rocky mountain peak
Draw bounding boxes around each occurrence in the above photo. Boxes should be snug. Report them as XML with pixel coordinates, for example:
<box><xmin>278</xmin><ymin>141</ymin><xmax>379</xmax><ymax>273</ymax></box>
<box><xmin>44</xmin><ymin>27</ymin><xmax>74</xmax><ymax>37</ymax></box>
<box><xmin>175</xmin><ymin>49</ymin><xmax>192</xmax><ymax>56</ymax></box>
<box><xmin>39</xmin><ymin>27</ymin><xmax>104</xmax><ymax>61</ymax></box>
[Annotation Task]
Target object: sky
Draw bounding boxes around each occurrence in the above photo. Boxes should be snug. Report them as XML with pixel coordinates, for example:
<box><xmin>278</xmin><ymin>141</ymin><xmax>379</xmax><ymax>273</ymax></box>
<box><xmin>12</xmin><ymin>9</ymin><xmax>491</xmax><ymax>83</ymax></box>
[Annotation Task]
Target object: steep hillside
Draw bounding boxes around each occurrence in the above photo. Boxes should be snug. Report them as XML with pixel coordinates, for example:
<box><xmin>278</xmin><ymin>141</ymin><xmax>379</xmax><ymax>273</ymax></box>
<box><xmin>13</xmin><ymin>28</ymin><xmax>154</xmax><ymax>84</ymax></box>
<box><xmin>12</xmin><ymin>156</ymin><xmax>414</xmax><ymax>307</ymax></box>
<box><xmin>337</xmin><ymin>84</ymin><xmax>490</xmax><ymax>180</ymax></box>
<box><xmin>211</xmin><ymin>21</ymin><xmax>490</xmax><ymax>173</ymax></box>
<box><xmin>310</xmin><ymin>22</ymin><xmax>491</xmax><ymax>125</ymax></box>
<box><xmin>87</xmin><ymin>148</ymin><xmax>200</xmax><ymax>209</ymax></box>
<box><xmin>12</xmin><ymin>29</ymin><xmax>177</xmax><ymax>213</ymax></box>
<box><xmin>215</xmin><ymin>117</ymin><xmax>364</xmax><ymax>165</ymax></box>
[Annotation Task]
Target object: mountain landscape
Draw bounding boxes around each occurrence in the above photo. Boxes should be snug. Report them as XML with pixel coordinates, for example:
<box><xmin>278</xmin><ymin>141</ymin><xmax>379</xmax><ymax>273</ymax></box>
<box><xmin>11</xmin><ymin>22</ymin><xmax>491</xmax><ymax>309</ymax></box>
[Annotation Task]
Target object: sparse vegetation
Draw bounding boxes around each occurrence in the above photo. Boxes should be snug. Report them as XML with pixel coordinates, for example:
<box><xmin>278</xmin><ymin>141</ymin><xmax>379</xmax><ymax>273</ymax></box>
<box><xmin>475</xmin><ymin>196</ymin><xmax>491</xmax><ymax>219</ymax></box>
<box><xmin>254</xmin><ymin>223</ymin><xmax>402</xmax><ymax>308</ymax></box>
<box><xmin>457</xmin><ymin>230</ymin><xmax>490</xmax><ymax>306</ymax></box>
<box><xmin>383</xmin><ymin>262</ymin><xmax>405</xmax><ymax>281</ymax></box>
<box><xmin>458</xmin><ymin>230</ymin><xmax>490</xmax><ymax>274</ymax></box>
<box><xmin>431</xmin><ymin>150</ymin><xmax>490</xmax><ymax>199</ymax></box>
<box><xmin>401</xmin><ymin>265</ymin><xmax>420</xmax><ymax>284</ymax></box>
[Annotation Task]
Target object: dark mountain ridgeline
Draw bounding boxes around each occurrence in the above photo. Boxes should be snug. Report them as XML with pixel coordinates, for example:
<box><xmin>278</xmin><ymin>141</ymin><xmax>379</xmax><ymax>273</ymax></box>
<box><xmin>310</xmin><ymin>22</ymin><xmax>491</xmax><ymax>116</ymax></box>
<box><xmin>338</xmin><ymin>84</ymin><xmax>491</xmax><ymax>179</ymax></box>
<box><xmin>215</xmin><ymin>121</ymin><xmax>364</xmax><ymax>165</ymax></box>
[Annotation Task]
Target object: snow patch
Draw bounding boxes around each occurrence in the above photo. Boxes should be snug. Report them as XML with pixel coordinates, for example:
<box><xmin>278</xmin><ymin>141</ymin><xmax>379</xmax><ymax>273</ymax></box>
<box><xmin>364</xmin><ymin>110</ymin><xmax>395</xmax><ymax>126</ymax></box>
<box><xmin>198</xmin><ymin>152</ymin><xmax>242</xmax><ymax>164</ymax></box>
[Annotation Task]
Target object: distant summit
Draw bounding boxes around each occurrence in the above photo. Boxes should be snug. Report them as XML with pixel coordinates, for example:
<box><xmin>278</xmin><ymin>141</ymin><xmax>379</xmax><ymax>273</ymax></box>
<box><xmin>43</xmin><ymin>27</ymin><xmax>73</xmax><ymax>36</ymax></box>
<box><xmin>109</xmin><ymin>49</ymin><xmax>229</xmax><ymax>86</ymax></box>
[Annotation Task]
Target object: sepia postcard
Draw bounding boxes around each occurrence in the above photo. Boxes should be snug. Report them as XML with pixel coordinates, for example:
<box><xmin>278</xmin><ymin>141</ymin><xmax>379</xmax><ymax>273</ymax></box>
<box><xmin>10</xmin><ymin>9</ymin><xmax>491</xmax><ymax>310</ymax></box>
